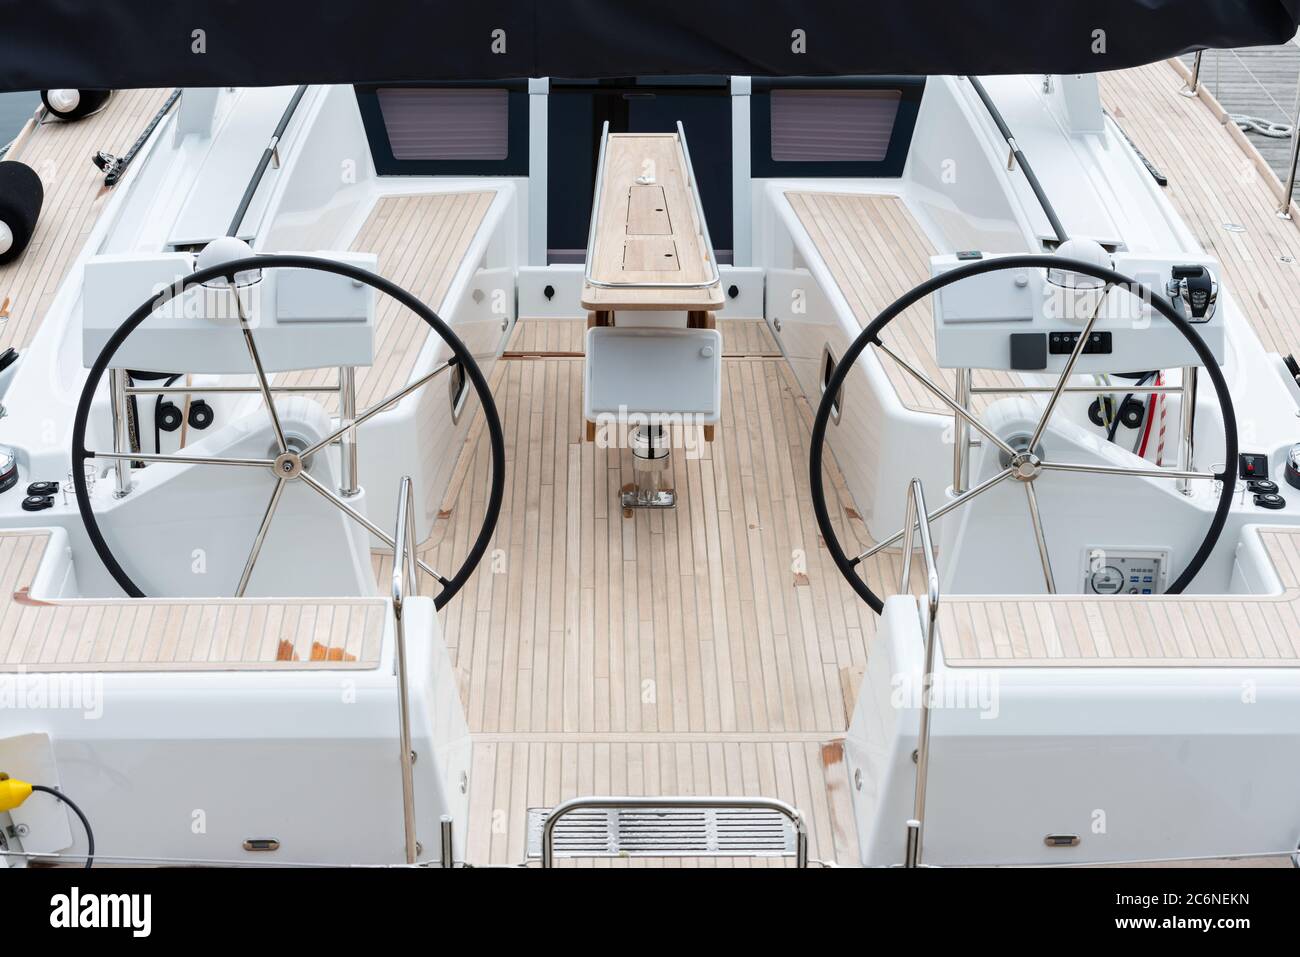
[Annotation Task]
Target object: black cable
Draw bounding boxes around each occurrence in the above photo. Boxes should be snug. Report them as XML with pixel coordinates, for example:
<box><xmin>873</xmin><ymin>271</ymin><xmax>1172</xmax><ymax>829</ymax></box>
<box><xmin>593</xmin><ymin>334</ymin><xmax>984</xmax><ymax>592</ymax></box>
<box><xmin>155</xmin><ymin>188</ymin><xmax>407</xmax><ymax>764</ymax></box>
<box><xmin>153</xmin><ymin>374</ymin><xmax>182</xmax><ymax>453</ymax></box>
<box><xmin>124</xmin><ymin>370</ymin><xmax>180</xmax><ymax>457</ymax></box>
<box><xmin>30</xmin><ymin>784</ymin><xmax>94</xmax><ymax>868</ymax></box>
<box><xmin>1106</xmin><ymin>371</ymin><xmax>1156</xmax><ymax>443</ymax></box>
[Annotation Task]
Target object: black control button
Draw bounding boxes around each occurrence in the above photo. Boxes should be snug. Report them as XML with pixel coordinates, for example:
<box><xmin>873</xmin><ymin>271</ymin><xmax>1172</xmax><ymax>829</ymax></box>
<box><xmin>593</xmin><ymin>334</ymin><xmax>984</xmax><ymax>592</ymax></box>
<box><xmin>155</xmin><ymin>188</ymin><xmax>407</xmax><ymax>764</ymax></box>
<box><xmin>25</xmin><ymin>481</ymin><xmax>58</xmax><ymax>497</ymax></box>
<box><xmin>21</xmin><ymin>495</ymin><xmax>53</xmax><ymax>512</ymax></box>
<box><xmin>1009</xmin><ymin>333</ymin><xmax>1047</xmax><ymax>371</ymax></box>
<box><xmin>1254</xmin><ymin>492</ymin><xmax>1286</xmax><ymax>510</ymax></box>
<box><xmin>956</xmin><ymin>250</ymin><xmax>984</xmax><ymax>260</ymax></box>
<box><xmin>1239</xmin><ymin>452</ymin><xmax>1270</xmax><ymax>481</ymax></box>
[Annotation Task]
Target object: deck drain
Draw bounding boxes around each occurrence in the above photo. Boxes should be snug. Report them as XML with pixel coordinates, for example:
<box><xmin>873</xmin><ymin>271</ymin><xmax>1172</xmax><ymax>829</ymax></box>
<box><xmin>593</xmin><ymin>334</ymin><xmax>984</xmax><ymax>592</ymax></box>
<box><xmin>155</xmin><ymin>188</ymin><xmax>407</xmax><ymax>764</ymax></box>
<box><xmin>526</xmin><ymin>806</ymin><xmax>797</xmax><ymax>860</ymax></box>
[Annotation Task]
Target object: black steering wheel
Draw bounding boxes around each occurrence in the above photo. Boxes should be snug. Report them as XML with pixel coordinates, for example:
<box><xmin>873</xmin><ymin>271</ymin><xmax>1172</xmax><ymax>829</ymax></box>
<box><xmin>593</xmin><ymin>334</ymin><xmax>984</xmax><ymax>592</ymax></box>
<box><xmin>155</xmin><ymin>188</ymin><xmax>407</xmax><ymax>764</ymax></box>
<box><xmin>809</xmin><ymin>255</ymin><xmax>1237</xmax><ymax>614</ymax></box>
<box><xmin>72</xmin><ymin>254</ymin><xmax>506</xmax><ymax>611</ymax></box>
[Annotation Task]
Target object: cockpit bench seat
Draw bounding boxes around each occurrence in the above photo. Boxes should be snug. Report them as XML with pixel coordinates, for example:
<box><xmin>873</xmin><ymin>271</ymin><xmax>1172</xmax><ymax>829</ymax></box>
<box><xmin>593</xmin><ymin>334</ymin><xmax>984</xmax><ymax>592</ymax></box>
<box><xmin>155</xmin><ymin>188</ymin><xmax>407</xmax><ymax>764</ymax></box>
<box><xmin>0</xmin><ymin>532</ymin><xmax>384</xmax><ymax>672</ymax></box>
<box><xmin>939</xmin><ymin>527</ymin><xmax>1300</xmax><ymax>667</ymax></box>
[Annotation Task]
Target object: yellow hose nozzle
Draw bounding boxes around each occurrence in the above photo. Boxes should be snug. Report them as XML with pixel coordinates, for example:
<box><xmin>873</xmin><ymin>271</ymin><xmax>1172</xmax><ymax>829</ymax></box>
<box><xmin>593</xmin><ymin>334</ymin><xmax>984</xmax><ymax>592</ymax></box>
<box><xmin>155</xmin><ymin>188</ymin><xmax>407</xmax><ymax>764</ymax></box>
<box><xmin>0</xmin><ymin>773</ymin><xmax>33</xmax><ymax>813</ymax></box>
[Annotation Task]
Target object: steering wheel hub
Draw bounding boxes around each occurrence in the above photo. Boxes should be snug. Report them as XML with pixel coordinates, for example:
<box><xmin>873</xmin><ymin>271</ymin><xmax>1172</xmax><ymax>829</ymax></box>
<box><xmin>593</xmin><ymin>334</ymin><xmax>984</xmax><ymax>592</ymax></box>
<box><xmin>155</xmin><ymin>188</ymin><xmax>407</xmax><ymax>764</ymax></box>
<box><xmin>1010</xmin><ymin>451</ymin><xmax>1042</xmax><ymax>482</ymax></box>
<box><xmin>273</xmin><ymin>451</ymin><xmax>305</xmax><ymax>480</ymax></box>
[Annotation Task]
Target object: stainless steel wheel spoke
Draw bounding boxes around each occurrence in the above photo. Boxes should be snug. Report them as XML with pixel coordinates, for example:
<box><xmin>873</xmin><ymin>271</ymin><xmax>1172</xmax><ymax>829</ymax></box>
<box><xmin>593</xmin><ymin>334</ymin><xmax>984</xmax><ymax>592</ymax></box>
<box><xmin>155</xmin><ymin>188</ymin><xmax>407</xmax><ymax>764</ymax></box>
<box><xmin>236</xmin><ymin>477</ymin><xmax>286</xmax><ymax>597</ymax></box>
<box><xmin>299</xmin><ymin>471</ymin><xmax>449</xmax><ymax>586</ymax></box>
<box><xmin>853</xmin><ymin>468</ymin><xmax>1014</xmax><ymax>565</ymax></box>
<box><xmin>1027</xmin><ymin>284</ymin><xmax>1111</xmax><ymax>450</ymax></box>
<box><xmin>874</xmin><ymin>343</ymin><xmax>1018</xmax><ymax>459</ymax></box>
<box><xmin>235</xmin><ymin>293</ymin><xmax>288</xmax><ymax>454</ymax></box>
<box><xmin>1023</xmin><ymin>480</ymin><xmax>1056</xmax><ymax>593</ymax></box>
<box><xmin>302</xmin><ymin>360</ymin><xmax>453</xmax><ymax>460</ymax></box>
<box><xmin>90</xmin><ymin>451</ymin><xmax>274</xmax><ymax>469</ymax></box>
<box><xmin>1040</xmin><ymin>461</ymin><xmax>1217</xmax><ymax>482</ymax></box>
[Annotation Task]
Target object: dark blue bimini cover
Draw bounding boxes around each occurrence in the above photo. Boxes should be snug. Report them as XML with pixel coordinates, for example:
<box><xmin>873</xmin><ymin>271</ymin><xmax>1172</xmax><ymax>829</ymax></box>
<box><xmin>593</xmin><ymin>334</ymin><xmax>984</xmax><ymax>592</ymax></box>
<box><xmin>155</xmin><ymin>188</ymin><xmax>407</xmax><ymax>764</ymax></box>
<box><xmin>0</xmin><ymin>0</ymin><xmax>1297</xmax><ymax>91</ymax></box>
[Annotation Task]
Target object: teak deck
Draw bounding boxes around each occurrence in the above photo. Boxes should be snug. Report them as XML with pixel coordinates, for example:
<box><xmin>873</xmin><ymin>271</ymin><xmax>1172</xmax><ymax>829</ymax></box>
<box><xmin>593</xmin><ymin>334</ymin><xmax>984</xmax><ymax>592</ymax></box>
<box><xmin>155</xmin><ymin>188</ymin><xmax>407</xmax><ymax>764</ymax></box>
<box><xmin>0</xmin><ymin>90</ymin><xmax>172</xmax><ymax>352</ymax></box>
<box><xmin>786</xmin><ymin>191</ymin><xmax>1024</xmax><ymax>415</ymax></box>
<box><xmin>1100</xmin><ymin>60</ymin><xmax>1300</xmax><ymax>359</ymax></box>
<box><xmin>939</xmin><ymin>527</ymin><xmax>1300</xmax><ymax>667</ymax></box>
<box><xmin>278</xmin><ymin>191</ymin><xmax>494</xmax><ymax>409</ymax></box>
<box><xmin>378</xmin><ymin>323</ymin><xmax>903</xmax><ymax>863</ymax></box>
<box><xmin>396</xmin><ymin>332</ymin><xmax>894</xmax><ymax>735</ymax></box>
<box><xmin>0</xmin><ymin>533</ymin><xmax>383</xmax><ymax>672</ymax></box>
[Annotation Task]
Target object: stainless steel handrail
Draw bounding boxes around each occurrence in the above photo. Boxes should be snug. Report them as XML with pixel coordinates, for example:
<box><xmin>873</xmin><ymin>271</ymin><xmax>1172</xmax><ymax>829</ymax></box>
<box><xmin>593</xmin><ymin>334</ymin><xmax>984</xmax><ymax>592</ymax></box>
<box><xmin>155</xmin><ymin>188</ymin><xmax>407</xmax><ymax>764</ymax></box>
<box><xmin>965</xmin><ymin>76</ymin><xmax>1069</xmax><ymax>245</ymax></box>
<box><xmin>540</xmin><ymin>795</ymin><xmax>809</xmax><ymax>868</ymax></box>
<box><xmin>227</xmin><ymin>84</ymin><xmax>308</xmax><ymax>238</ymax></box>
<box><xmin>123</xmin><ymin>384</ymin><xmax>341</xmax><ymax>395</ymax></box>
<box><xmin>898</xmin><ymin>477</ymin><xmax>940</xmax><ymax>868</ymax></box>
<box><xmin>582</xmin><ymin>120</ymin><xmax>722</xmax><ymax>290</ymax></box>
<box><xmin>391</xmin><ymin>475</ymin><xmax>422</xmax><ymax>864</ymax></box>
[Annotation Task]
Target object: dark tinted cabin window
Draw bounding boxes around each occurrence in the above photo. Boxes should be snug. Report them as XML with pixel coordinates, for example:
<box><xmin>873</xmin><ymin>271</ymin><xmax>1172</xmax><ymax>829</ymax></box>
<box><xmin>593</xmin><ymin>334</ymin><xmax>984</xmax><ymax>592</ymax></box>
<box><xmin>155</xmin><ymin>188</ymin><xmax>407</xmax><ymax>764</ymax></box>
<box><xmin>769</xmin><ymin>90</ymin><xmax>901</xmax><ymax>163</ymax></box>
<box><xmin>355</xmin><ymin>83</ymin><xmax>528</xmax><ymax>176</ymax></box>
<box><xmin>376</xmin><ymin>88</ymin><xmax>510</xmax><ymax>161</ymax></box>
<box><xmin>750</xmin><ymin>77</ymin><xmax>924</xmax><ymax>178</ymax></box>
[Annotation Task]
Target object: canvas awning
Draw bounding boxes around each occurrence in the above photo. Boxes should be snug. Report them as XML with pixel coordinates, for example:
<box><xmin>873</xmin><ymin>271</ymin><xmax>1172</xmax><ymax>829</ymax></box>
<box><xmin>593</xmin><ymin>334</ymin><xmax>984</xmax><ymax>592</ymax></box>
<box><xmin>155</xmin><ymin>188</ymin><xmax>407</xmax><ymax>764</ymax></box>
<box><xmin>0</xmin><ymin>1</ymin><xmax>1297</xmax><ymax>91</ymax></box>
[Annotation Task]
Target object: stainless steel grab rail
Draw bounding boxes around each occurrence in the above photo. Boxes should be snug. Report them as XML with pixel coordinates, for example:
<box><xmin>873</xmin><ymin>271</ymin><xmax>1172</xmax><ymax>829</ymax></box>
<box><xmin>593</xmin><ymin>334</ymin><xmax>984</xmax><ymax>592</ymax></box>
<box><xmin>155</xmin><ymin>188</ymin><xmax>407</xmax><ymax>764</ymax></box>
<box><xmin>227</xmin><ymin>84</ymin><xmax>308</xmax><ymax>238</ymax></box>
<box><xmin>898</xmin><ymin>477</ymin><xmax>940</xmax><ymax>868</ymax></box>
<box><xmin>392</xmin><ymin>475</ymin><xmax>422</xmax><ymax>865</ymax></box>
<box><xmin>540</xmin><ymin>795</ymin><xmax>809</xmax><ymax>868</ymax></box>
<box><xmin>966</xmin><ymin>76</ymin><xmax>1069</xmax><ymax>245</ymax></box>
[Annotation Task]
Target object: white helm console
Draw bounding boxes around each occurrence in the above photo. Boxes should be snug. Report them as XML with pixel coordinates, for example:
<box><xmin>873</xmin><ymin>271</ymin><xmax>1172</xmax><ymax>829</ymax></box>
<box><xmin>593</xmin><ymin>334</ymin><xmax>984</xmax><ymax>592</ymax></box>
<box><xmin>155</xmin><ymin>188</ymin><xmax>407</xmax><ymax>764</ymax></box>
<box><xmin>931</xmin><ymin>248</ymin><xmax>1224</xmax><ymax>374</ymax></box>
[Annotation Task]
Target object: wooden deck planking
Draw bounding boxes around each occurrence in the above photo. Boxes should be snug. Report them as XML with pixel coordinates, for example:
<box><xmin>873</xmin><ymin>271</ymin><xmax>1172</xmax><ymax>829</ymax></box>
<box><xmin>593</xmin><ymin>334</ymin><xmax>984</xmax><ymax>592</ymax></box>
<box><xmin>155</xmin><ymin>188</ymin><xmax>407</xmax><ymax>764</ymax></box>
<box><xmin>1179</xmin><ymin>45</ymin><xmax>1300</xmax><ymax>181</ymax></box>
<box><xmin>939</xmin><ymin>528</ymin><xmax>1300</xmax><ymax>667</ymax></box>
<box><xmin>785</xmin><ymin>191</ymin><xmax>1022</xmax><ymax>414</ymax></box>
<box><xmin>0</xmin><ymin>532</ymin><xmax>385</xmax><ymax>672</ymax></box>
<box><xmin>0</xmin><ymin>89</ymin><xmax>172</xmax><ymax>352</ymax></box>
<box><xmin>1100</xmin><ymin>60</ymin><xmax>1300</xmax><ymax>358</ymax></box>
<box><xmin>373</xmin><ymin>338</ymin><xmax>914</xmax><ymax>738</ymax></box>
<box><xmin>277</xmin><ymin>191</ymin><xmax>494</xmax><ymax>409</ymax></box>
<box><xmin>464</xmin><ymin>735</ymin><xmax>856</xmax><ymax>866</ymax></box>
